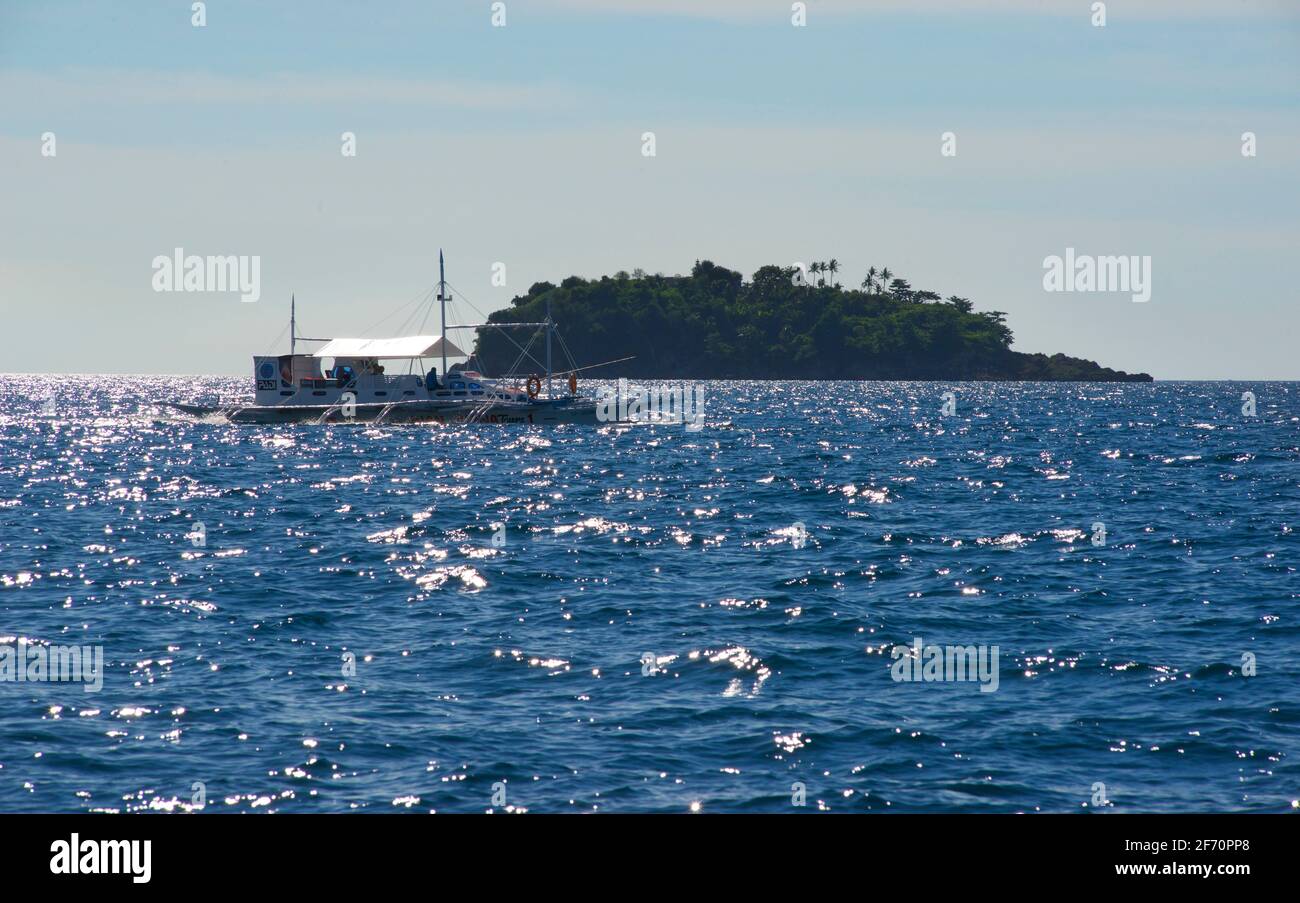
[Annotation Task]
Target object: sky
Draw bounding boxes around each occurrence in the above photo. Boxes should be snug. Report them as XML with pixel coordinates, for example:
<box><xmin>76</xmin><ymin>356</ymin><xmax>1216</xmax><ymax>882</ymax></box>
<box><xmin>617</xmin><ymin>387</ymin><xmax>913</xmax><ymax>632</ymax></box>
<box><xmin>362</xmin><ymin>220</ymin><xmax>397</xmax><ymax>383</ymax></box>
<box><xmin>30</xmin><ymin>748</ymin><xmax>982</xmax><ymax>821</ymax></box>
<box><xmin>1</xmin><ymin>0</ymin><xmax>1297</xmax><ymax>378</ymax></box>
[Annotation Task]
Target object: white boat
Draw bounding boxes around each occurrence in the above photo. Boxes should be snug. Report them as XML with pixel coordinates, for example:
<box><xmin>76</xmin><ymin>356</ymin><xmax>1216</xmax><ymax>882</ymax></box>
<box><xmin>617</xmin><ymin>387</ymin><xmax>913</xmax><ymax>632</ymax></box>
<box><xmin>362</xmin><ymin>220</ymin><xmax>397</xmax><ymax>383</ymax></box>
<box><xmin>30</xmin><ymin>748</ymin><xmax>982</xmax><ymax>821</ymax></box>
<box><xmin>163</xmin><ymin>252</ymin><xmax>602</xmax><ymax>425</ymax></box>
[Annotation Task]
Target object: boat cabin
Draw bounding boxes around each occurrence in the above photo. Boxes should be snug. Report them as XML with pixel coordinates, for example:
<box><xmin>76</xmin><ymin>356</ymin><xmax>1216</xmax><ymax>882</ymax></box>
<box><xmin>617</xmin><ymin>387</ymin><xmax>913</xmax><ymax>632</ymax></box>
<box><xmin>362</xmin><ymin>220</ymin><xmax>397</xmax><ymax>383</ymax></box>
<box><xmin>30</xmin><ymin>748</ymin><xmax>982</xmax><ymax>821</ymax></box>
<box><xmin>252</xmin><ymin>336</ymin><xmax>530</xmax><ymax>407</ymax></box>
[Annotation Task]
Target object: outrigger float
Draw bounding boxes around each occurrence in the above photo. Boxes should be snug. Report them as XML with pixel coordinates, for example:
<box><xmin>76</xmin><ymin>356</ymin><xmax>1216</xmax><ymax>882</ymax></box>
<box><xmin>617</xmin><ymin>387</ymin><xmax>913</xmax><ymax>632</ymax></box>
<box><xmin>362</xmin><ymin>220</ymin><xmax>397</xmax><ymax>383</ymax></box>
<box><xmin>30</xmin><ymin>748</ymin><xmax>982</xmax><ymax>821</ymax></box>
<box><xmin>162</xmin><ymin>252</ymin><xmax>611</xmax><ymax>425</ymax></box>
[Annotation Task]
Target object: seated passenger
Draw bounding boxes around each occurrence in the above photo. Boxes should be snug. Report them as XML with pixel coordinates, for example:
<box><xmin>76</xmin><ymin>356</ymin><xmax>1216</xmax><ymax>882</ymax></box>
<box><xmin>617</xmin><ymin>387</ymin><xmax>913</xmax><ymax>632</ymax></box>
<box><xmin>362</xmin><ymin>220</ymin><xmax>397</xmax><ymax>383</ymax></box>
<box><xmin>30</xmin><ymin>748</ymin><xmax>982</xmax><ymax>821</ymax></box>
<box><xmin>426</xmin><ymin>368</ymin><xmax>440</xmax><ymax>390</ymax></box>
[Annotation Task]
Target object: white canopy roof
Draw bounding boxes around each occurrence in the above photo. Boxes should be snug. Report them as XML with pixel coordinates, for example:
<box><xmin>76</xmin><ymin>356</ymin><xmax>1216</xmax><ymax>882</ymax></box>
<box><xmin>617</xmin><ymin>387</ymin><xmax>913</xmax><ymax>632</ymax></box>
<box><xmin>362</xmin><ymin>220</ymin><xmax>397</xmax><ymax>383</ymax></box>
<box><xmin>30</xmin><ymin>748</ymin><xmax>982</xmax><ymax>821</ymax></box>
<box><xmin>311</xmin><ymin>336</ymin><xmax>466</xmax><ymax>360</ymax></box>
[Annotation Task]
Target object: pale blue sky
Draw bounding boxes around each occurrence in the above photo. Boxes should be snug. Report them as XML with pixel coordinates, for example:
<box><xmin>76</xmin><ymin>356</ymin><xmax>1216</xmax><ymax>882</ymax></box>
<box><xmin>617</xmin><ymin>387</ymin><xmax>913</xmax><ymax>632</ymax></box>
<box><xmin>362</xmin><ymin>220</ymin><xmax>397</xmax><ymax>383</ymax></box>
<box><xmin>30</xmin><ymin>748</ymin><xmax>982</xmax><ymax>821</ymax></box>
<box><xmin>2</xmin><ymin>0</ymin><xmax>1297</xmax><ymax>377</ymax></box>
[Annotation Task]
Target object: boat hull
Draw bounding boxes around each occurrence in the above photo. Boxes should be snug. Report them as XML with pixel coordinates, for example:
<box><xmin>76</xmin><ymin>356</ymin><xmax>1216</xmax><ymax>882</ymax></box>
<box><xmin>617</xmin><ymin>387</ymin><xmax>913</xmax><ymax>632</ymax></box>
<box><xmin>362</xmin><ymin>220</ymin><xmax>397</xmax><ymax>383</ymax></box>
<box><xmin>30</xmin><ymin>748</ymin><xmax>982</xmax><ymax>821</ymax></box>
<box><xmin>159</xmin><ymin>399</ymin><xmax>599</xmax><ymax>425</ymax></box>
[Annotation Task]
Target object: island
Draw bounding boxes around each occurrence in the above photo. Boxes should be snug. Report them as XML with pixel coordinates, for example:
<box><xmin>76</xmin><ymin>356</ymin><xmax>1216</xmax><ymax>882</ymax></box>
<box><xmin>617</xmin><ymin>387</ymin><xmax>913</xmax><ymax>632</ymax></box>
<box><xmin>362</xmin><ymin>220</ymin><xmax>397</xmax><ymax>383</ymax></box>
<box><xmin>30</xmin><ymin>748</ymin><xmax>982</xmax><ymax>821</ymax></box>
<box><xmin>472</xmin><ymin>260</ymin><xmax>1153</xmax><ymax>382</ymax></box>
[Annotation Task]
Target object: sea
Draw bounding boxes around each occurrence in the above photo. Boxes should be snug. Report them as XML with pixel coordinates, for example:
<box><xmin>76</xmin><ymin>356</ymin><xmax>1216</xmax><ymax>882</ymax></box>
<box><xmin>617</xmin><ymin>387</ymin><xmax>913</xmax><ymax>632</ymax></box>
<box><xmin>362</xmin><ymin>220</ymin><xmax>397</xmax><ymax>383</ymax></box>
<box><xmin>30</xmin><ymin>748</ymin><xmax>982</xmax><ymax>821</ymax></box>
<box><xmin>0</xmin><ymin>376</ymin><xmax>1295</xmax><ymax>813</ymax></box>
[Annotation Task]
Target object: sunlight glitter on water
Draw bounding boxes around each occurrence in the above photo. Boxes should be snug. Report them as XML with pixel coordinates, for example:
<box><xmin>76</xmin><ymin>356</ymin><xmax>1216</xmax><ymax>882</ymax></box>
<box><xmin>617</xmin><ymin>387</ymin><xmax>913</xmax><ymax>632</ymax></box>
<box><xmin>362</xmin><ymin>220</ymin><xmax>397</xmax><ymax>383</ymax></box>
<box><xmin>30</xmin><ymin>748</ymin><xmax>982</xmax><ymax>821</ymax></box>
<box><xmin>0</xmin><ymin>376</ymin><xmax>1296</xmax><ymax>811</ymax></box>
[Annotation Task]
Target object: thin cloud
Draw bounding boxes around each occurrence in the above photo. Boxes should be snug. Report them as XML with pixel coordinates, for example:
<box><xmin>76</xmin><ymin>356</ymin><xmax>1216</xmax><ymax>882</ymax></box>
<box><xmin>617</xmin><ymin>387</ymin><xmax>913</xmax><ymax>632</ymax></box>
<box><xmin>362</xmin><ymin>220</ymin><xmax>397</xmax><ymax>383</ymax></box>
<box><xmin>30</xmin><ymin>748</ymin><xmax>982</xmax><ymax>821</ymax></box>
<box><xmin>0</xmin><ymin>69</ymin><xmax>580</xmax><ymax>111</ymax></box>
<box><xmin>538</xmin><ymin>0</ymin><xmax>1293</xmax><ymax>20</ymax></box>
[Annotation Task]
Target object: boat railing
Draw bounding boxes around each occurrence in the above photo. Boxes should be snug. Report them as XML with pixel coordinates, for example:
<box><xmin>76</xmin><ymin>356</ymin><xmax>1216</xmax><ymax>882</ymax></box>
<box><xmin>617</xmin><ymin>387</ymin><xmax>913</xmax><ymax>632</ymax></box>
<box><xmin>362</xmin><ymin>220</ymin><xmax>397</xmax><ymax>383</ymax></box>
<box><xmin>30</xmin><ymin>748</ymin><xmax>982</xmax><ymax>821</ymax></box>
<box><xmin>299</xmin><ymin>373</ymin><xmax>419</xmax><ymax>390</ymax></box>
<box><xmin>300</xmin><ymin>376</ymin><xmax>345</xmax><ymax>389</ymax></box>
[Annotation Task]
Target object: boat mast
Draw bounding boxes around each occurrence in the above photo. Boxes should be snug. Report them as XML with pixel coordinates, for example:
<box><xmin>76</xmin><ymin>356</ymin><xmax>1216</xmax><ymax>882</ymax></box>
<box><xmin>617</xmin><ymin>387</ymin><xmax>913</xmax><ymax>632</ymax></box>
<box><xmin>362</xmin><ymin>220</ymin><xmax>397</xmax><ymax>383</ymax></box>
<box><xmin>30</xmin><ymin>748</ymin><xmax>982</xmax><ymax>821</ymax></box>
<box><xmin>438</xmin><ymin>249</ymin><xmax>448</xmax><ymax>378</ymax></box>
<box><xmin>290</xmin><ymin>293</ymin><xmax>296</xmax><ymax>356</ymax></box>
<box><xmin>545</xmin><ymin>295</ymin><xmax>552</xmax><ymax>399</ymax></box>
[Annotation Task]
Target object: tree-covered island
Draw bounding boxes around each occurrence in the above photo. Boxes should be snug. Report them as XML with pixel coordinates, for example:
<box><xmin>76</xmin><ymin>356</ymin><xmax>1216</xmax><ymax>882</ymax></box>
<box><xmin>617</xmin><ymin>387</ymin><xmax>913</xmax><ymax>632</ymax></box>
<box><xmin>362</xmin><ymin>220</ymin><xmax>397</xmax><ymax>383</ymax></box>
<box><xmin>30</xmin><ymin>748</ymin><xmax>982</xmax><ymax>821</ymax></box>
<box><xmin>472</xmin><ymin>260</ymin><xmax>1152</xmax><ymax>381</ymax></box>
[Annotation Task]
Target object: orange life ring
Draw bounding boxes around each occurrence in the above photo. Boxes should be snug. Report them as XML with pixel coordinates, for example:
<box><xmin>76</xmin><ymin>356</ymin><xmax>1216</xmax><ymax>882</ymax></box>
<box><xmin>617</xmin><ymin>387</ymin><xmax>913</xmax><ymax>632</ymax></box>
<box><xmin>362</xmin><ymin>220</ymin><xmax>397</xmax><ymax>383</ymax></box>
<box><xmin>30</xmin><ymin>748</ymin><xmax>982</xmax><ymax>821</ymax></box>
<box><xmin>568</xmin><ymin>372</ymin><xmax>578</xmax><ymax>395</ymax></box>
<box><xmin>526</xmin><ymin>375</ymin><xmax>541</xmax><ymax>399</ymax></box>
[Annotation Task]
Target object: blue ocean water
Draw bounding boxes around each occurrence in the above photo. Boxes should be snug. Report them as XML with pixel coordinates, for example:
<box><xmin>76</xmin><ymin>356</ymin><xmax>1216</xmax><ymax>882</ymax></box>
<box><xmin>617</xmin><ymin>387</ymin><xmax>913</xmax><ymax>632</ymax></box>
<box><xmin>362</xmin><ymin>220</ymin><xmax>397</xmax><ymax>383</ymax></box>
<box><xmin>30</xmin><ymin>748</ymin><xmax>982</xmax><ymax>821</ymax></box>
<box><xmin>0</xmin><ymin>376</ymin><xmax>1296</xmax><ymax>813</ymax></box>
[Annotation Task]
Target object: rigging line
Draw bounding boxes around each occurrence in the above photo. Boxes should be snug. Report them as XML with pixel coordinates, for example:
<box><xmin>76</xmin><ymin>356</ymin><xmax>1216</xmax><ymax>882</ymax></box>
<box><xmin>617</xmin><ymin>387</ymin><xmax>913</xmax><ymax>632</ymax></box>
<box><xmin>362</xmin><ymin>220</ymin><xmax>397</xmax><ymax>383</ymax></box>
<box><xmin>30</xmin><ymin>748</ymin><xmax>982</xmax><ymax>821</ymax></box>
<box><xmin>416</xmin><ymin>291</ymin><xmax>434</xmax><ymax>334</ymax></box>
<box><xmin>440</xmin><ymin>279</ymin><xmax>484</xmax><ymax>314</ymax></box>
<box><xmin>442</xmin><ymin>279</ymin><xmax>552</xmax><ymax>371</ymax></box>
<box><xmin>441</xmin><ymin>279</ymin><xmax>548</xmax><ymax>372</ymax></box>
<box><xmin>507</xmin><ymin>330</ymin><xmax>540</xmax><ymax>376</ymax></box>
<box><xmin>504</xmin><ymin>328</ymin><xmax>547</xmax><ymax>380</ymax></box>
<box><xmin>442</xmin><ymin>293</ymin><xmax>463</xmax><ymax>342</ymax></box>
<box><xmin>548</xmin><ymin>355</ymin><xmax>635</xmax><ymax>377</ymax></box>
<box><xmin>279</xmin><ymin>282</ymin><xmax>434</xmax><ymax>355</ymax></box>
<box><xmin>354</xmin><ymin>286</ymin><xmax>435</xmax><ymax>338</ymax></box>
<box><xmin>442</xmin><ymin>280</ymin><xmax>505</xmax><ymax>333</ymax></box>
<box><xmin>517</xmin><ymin>330</ymin><xmax>551</xmax><ymax>375</ymax></box>
<box><xmin>501</xmin><ymin>343</ymin><xmax>530</xmax><ymax>384</ymax></box>
<box><xmin>421</xmin><ymin>290</ymin><xmax>464</xmax><ymax>358</ymax></box>
<box><xmin>418</xmin><ymin>280</ymin><xmax>455</xmax><ymax>337</ymax></box>
<box><xmin>409</xmin><ymin>282</ymin><xmax>452</xmax><ymax>339</ymax></box>
<box><xmin>554</xmin><ymin>327</ymin><xmax>579</xmax><ymax>373</ymax></box>
<box><xmin>396</xmin><ymin>287</ymin><xmax>438</xmax><ymax>337</ymax></box>
<box><xmin>394</xmin><ymin>301</ymin><xmax>423</xmax><ymax>338</ymax></box>
<box><xmin>263</xmin><ymin>321</ymin><xmax>289</xmax><ymax>357</ymax></box>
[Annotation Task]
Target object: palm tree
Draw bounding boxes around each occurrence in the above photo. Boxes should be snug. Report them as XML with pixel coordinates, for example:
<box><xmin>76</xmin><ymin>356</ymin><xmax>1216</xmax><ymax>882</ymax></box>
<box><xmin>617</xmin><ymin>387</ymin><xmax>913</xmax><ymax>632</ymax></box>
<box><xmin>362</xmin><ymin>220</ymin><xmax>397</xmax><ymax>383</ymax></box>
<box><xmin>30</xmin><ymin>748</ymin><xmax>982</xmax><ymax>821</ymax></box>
<box><xmin>862</xmin><ymin>266</ymin><xmax>878</xmax><ymax>293</ymax></box>
<box><xmin>878</xmin><ymin>267</ymin><xmax>893</xmax><ymax>295</ymax></box>
<box><xmin>827</xmin><ymin>258</ymin><xmax>840</xmax><ymax>287</ymax></box>
<box><xmin>809</xmin><ymin>261</ymin><xmax>822</xmax><ymax>287</ymax></box>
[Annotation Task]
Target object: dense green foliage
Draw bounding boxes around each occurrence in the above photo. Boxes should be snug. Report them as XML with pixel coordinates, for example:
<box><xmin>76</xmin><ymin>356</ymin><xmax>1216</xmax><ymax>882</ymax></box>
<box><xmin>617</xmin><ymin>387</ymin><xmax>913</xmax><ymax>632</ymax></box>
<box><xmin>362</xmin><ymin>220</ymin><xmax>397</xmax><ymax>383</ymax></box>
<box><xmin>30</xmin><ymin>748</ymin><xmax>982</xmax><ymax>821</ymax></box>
<box><xmin>471</xmin><ymin>260</ymin><xmax>1151</xmax><ymax>381</ymax></box>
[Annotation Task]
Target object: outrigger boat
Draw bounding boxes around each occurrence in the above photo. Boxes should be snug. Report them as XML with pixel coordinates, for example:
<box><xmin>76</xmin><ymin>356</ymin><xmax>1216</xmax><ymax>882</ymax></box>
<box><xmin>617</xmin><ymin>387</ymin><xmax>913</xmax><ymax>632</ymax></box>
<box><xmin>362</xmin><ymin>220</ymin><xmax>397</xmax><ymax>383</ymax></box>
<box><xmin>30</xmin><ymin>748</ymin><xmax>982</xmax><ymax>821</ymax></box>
<box><xmin>163</xmin><ymin>252</ymin><xmax>603</xmax><ymax>425</ymax></box>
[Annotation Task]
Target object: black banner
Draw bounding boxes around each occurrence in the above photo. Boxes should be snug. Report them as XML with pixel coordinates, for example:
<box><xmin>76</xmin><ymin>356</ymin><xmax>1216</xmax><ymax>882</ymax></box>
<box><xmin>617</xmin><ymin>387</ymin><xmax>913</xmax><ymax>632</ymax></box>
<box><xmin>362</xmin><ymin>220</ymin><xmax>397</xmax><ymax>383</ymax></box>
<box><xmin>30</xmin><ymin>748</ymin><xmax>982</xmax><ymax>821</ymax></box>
<box><xmin>0</xmin><ymin>813</ymin><xmax>1280</xmax><ymax>888</ymax></box>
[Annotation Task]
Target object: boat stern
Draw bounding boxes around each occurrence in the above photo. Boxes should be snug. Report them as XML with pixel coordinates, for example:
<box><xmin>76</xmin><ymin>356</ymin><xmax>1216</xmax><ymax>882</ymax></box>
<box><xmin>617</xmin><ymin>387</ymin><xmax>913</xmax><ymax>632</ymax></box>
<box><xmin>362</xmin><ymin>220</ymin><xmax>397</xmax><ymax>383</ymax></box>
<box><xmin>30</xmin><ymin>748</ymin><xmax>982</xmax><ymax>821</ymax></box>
<box><xmin>253</xmin><ymin>356</ymin><xmax>290</xmax><ymax>405</ymax></box>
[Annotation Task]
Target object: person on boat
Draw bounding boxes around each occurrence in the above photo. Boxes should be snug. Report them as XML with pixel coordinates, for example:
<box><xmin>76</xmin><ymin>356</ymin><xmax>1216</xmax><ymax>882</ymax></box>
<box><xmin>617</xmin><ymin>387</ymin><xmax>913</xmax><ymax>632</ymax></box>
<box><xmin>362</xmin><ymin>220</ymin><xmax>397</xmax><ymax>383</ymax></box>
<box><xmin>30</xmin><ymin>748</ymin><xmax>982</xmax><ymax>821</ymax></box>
<box><xmin>426</xmin><ymin>368</ymin><xmax>440</xmax><ymax>391</ymax></box>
